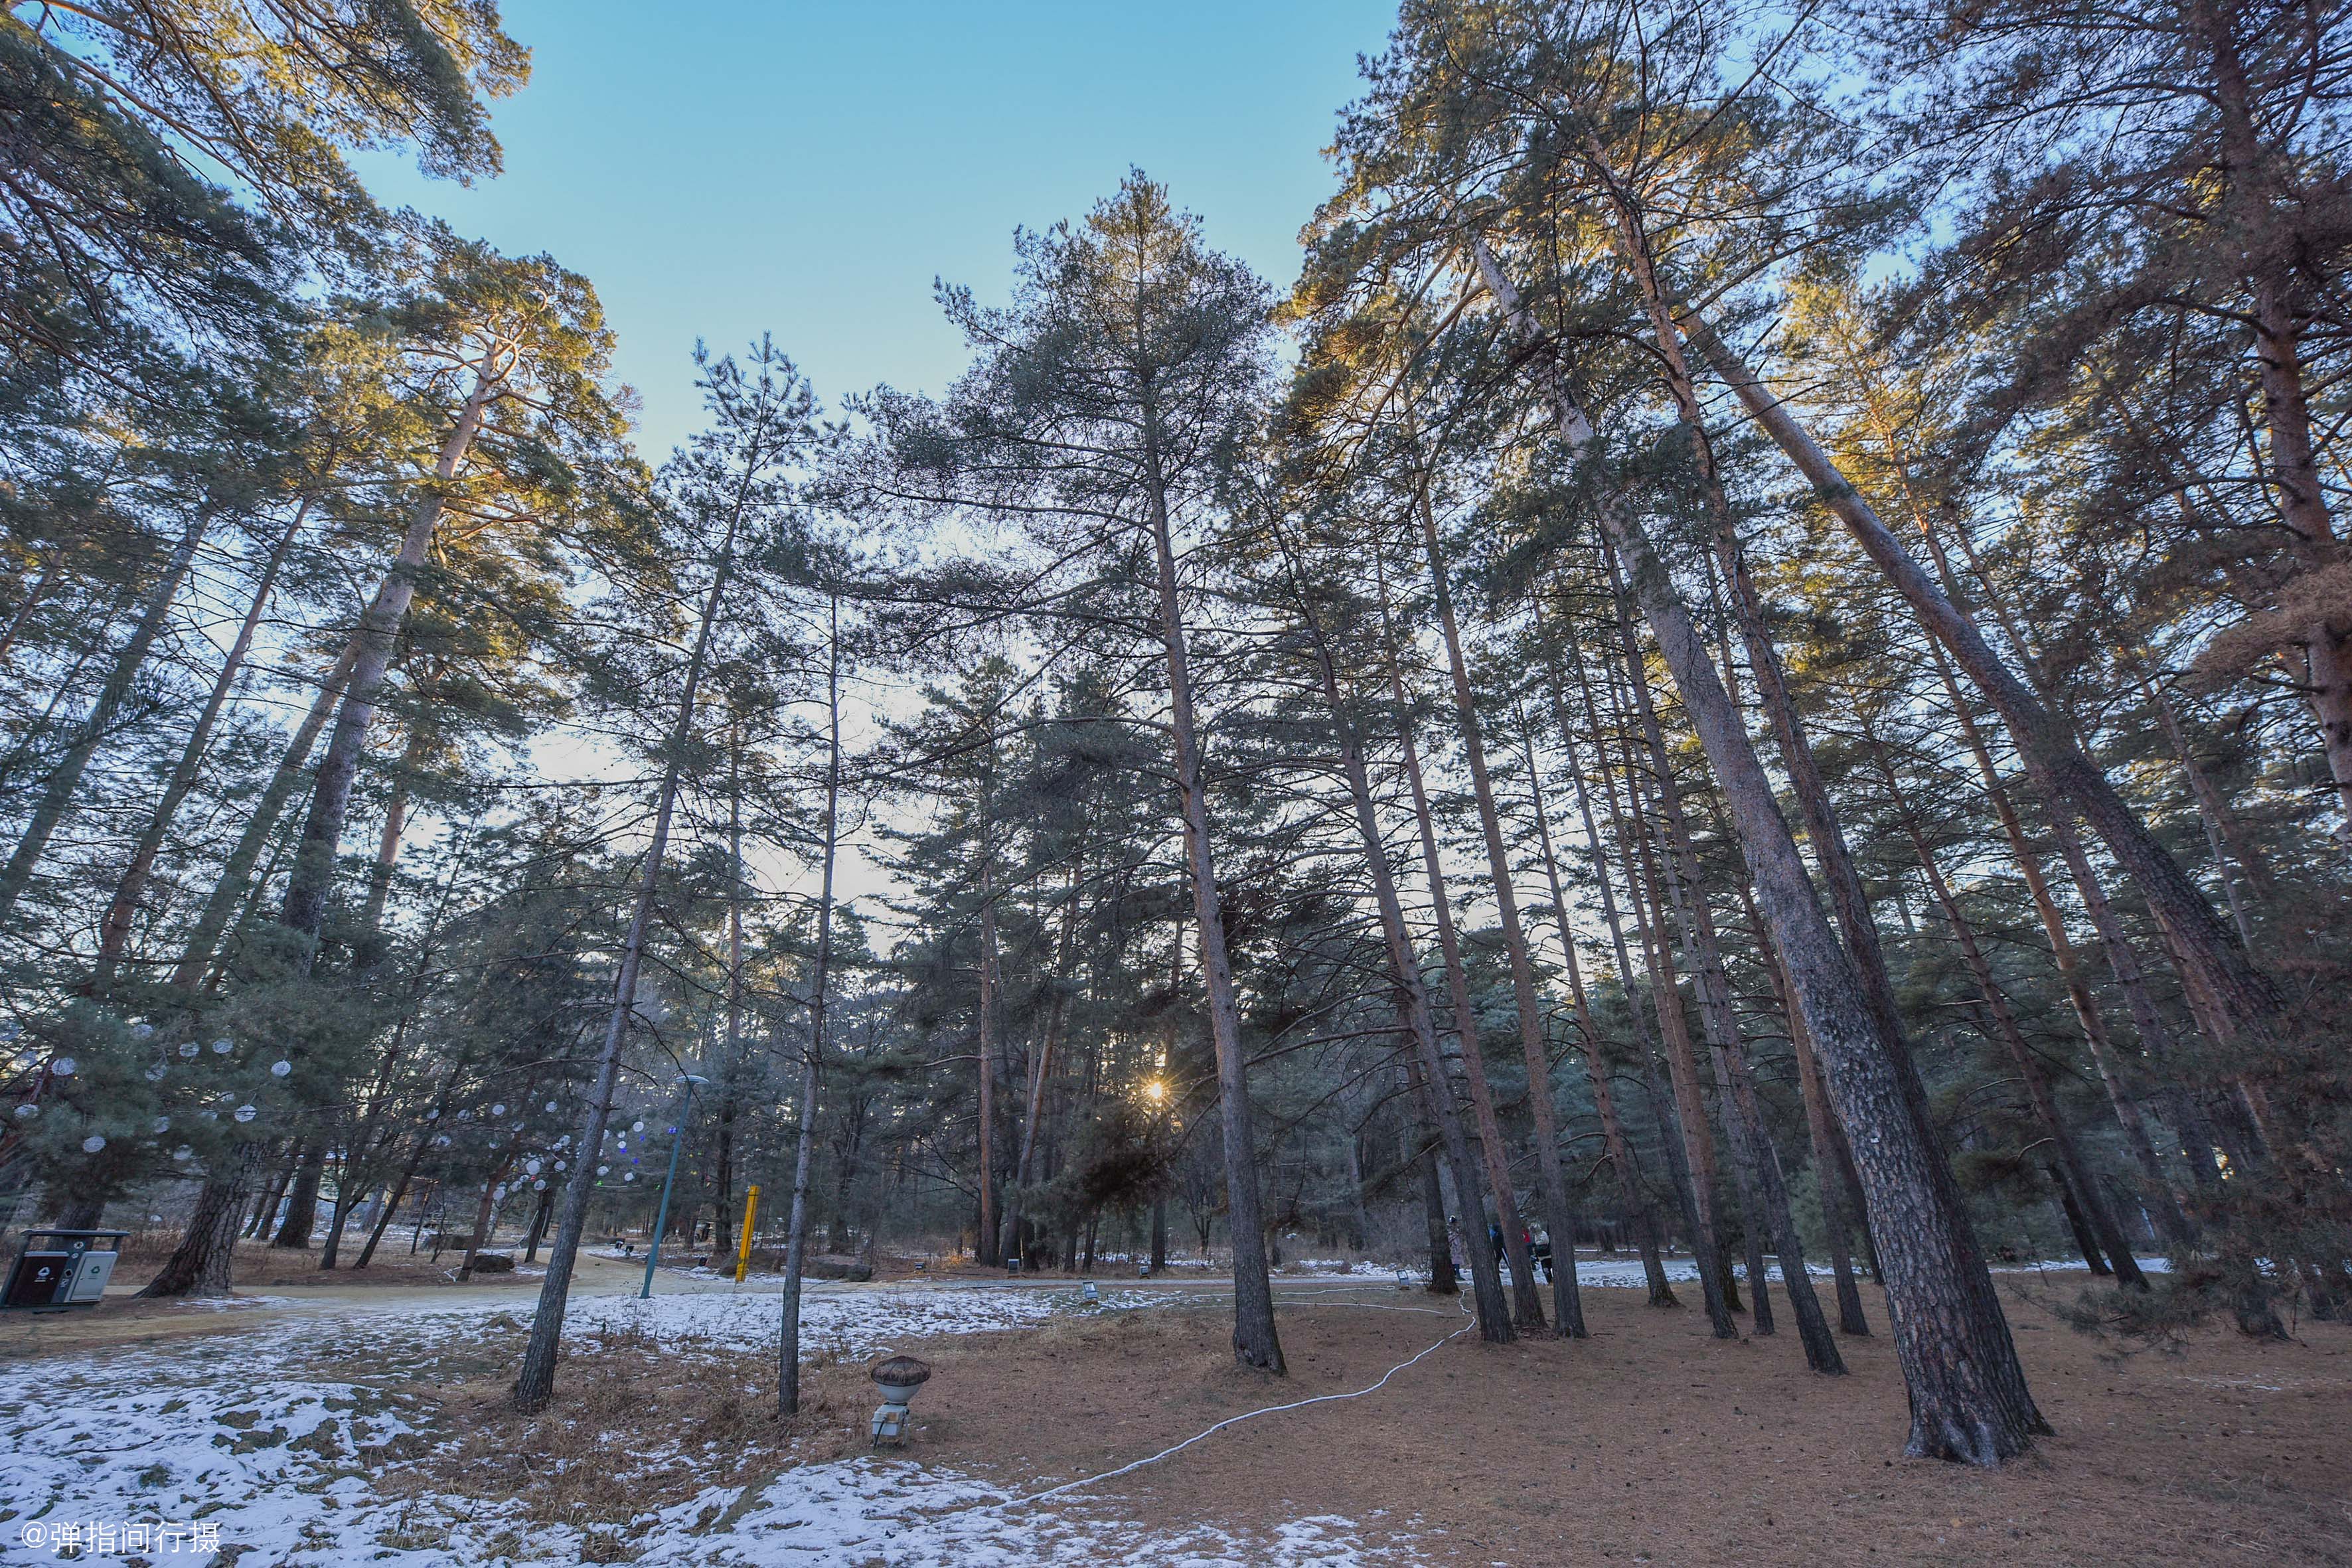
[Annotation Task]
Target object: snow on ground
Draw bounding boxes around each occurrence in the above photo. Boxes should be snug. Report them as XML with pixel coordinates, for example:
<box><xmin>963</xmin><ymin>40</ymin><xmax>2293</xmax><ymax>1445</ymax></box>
<box><xmin>1</xmin><ymin>1280</ymin><xmax>1418</xmax><ymax>1567</ymax></box>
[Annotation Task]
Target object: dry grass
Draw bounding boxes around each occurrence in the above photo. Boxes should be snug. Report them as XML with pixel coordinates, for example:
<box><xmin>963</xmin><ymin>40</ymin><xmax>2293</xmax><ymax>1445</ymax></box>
<box><xmin>365</xmin><ymin>1316</ymin><xmax>875</xmax><ymax>1535</ymax></box>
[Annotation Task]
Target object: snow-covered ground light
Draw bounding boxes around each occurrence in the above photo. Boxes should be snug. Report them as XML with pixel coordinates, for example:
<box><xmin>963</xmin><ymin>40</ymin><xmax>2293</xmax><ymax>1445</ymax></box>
<box><xmin>0</xmin><ymin>1282</ymin><xmax>1417</xmax><ymax>1567</ymax></box>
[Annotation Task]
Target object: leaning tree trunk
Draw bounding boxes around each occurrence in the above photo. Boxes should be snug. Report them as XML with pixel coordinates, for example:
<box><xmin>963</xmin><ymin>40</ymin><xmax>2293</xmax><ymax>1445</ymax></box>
<box><xmin>1924</xmin><ymin>639</ymin><xmax>2195</xmax><ymax>1245</ymax></box>
<box><xmin>1595</xmin><ymin>198</ymin><xmax>1931</xmax><ymax>1140</ymax></box>
<box><xmin>1520</xmin><ymin>697</ymin><xmax>1674</xmax><ymax>1307</ymax></box>
<box><xmin>1564</xmin><ymin>631</ymin><xmax>1733</xmax><ymax>1331</ymax></box>
<box><xmin>1411</xmin><ymin>486</ymin><xmax>1584</xmax><ymax>1336</ymax></box>
<box><xmin>1615</xmin><ymin>599</ymin><xmax>1842</xmax><ymax>1370</ymax></box>
<box><xmin>1672</xmin><ymin>305</ymin><xmax>2280</xmax><ymax>1049</ymax></box>
<box><xmin>1141</xmin><ymin>390</ymin><xmax>1283</xmax><ymax>1374</ymax></box>
<box><xmin>1601</xmin><ymin>635</ymin><xmax>1742</xmax><ymax>1335</ymax></box>
<box><xmin>1474</xmin><ymin>238</ymin><xmax>2045</xmax><ymax>1462</ymax></box>
<box><xmin>1373</xmin><ymin>562</ymin><xmax>1545</xmax><ymax>1329</ymax></box>
<box><xmin>279</xmin><ymin>357</ymin><xmax>497</xmax><ymax>960</ymax></box>
<box><xmin>1274</xmin><ymin>515</ymin><xmax>1514</xmax><ymax>1340</ymax></box>
<box><xmin>0</xmin><ymin>503</ymin><xmax>216</xmax><ymax>929</ymax></box>
<box><xmin>137</xmin><ymin>1144</ymin><xmax>258</xmax><ymax>1298</ymax></box>
<box><xmin>1876</xmin><ymin>754</ymin><xmax>2148</xmax><ymax>1291</ymax></box>
<box><xmin>90</xmin><ymin>493</ymin><xmax>312</xmax><ymax>992</ymax></box>
<box><xmin>2142</xmin><ymin>672</ymin><xmax>2267</xmax><ymax>939</ymax></box>
<box><xmin>514</xmin><ymin>491</ymin><xmax>741</xmax><ymax>1415</ymax></box>
<box><xmin>167</xmin><ymin>637</ymin><xmax>360</xmax><ymax>989</ymax></box>
<box><xmin>1741</xmin><ymin>896</ymin><xmax>1871</xmax><ymax>1335</ymax></box>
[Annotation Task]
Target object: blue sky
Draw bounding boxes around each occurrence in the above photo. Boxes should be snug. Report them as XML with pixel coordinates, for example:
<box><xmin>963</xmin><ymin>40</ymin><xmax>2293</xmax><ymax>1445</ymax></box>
<box><xmin>358</xmin><ymin>1</ymin><xmax>1398</xmax><ymax>458</ymax></box>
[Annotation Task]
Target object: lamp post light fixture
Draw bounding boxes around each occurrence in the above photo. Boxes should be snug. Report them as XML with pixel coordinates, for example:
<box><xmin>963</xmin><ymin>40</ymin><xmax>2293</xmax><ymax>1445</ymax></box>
<box><xmin>640</xmin><ymin>1073</ymin><xmax>710</xmax><ymax>1299</ymax></box>
<box><xmin>868</xmin><ymin>1354</ymin><xmax>932</xmax><ymax>1445</ymax></box>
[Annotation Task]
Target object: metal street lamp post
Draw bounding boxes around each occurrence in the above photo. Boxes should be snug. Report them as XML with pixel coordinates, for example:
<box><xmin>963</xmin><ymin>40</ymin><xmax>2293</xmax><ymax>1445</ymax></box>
<box><xmin>640</xmin><ymin>1073</ymin><xmax>708</xmax><ymax>1299</ymax></box>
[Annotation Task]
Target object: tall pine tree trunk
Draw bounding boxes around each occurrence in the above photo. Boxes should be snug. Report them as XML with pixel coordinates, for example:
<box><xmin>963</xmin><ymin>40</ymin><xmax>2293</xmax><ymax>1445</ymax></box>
<box><xmin>168</xmin><ymin>637</ymin><xmax>360</xmax><ymax>988</ymax></box>
<box><xmin>1564</xmin><ymin>629</ymin><xmax>1733</xmax><ymax>1331</ymax></box>
<box><xmin>513</xmin><ymin>491</ymin><xmax>741</xmax><ymax>1415</ymax></box>
<box><xmin>1673</xmin><ymin>305</ymin><xmax>2280</xmax><ymax>1048</ymax></box>
<box><xmin>1410</xmin><ymin>482</ymin><xmax>1583</xmax><ymax>1335</ymax></box>
<box><xmin>0</xmin><ymin>503</ymin><xmax>216</xmax><ymax>928</ymax></box>
<box><xmin>1141</xmin><ymin>384</ymin><xmax>1283</xmax><ymax>1373</ymax></box>
<box><xmin>1373</xmin><ymin>560</ymin><xmax>1546</xmax><ymax>1329</ymax></box>
<box><xmin>91</xmin><ymin>494</ymin><xmax>312</xmax><ymax>990</ymax></box>
<box><xmin>1273</xmin><ymin>516</ymin><xmax>1514</xmax><ymax>1340</ymax></box>
<box><xmin>1520</xmin><ymin>691</ymin><xmax>1674</xmax><ymax>1306</ymax></box>
<box><xmin>279</xmin><ymin>356</ymin><xmax>497</xmax><ymax>959</ymax></box>
<box><xmin>1474</xmin><ymin>240</ymin><xmax>2044</xmax><ymax>1461</ymax></box>
<box><xmin>780</xmin><ymin>599</ymin><xmax>840</xmax><ymax>1415</ymax></box>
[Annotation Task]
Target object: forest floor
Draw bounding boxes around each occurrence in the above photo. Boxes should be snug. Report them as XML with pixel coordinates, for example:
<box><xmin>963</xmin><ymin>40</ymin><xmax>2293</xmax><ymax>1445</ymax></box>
<box><xmin>1</xmin><ymin>1261</ymin><xmax>2344</xmax><ymax>1566</ymax></box>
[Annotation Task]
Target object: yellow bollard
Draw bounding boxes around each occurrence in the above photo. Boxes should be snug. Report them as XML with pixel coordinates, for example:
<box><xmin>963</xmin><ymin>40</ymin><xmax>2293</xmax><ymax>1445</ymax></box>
<box><xmin>735</xmin><ymin>1184</ymin><xmax>761</xmax><ymax>1283</ymax></box>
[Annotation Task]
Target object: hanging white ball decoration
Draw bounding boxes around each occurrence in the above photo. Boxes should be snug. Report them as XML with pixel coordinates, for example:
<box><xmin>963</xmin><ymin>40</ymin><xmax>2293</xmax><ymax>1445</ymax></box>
<box><xmin>554</xmin><ymin>1160</ymin><xmax>566</xmax><ymax>1171</ymax></box>
<box><xmin>173</xmin><ymin>1146</ymin><xmax>192</xmax><ymax>1160</ymax></box>
<box><xmin>532</xmin><ymin>1179</ymin><xmax>546</xmax><ymax>1190</ymax></box>
<box><xmin>270</xmin><ymin>1059</ymin><xmax>292</xmax><ymax>1077</ymax></box>
<box><xmin>211</xmin><ymin>1039</ymin><xmax>232</xmax><ymax>1055</ymax></box>
<box><xmin>435</xmin><ymin>1135</ymin><xmax>451</xmax><ymax>1146</ymax></box>
<box><xmin>524</xmin><ymin>1159</ymin><xmax>542</xmax><ymax>1176</ymax></box>
<box><xmin>153</xmin><ymin>1117</ymin><xmax>170</xmax><ymax>1133</ymax></box>
<box><xmin>623</xmin><ymin>1172</ymin><xmax>636</xmax><ymax>1182</ymax></box>
<box><xmin>234</xmin><ymin>1104</ymin><xmax>258</xmax><ymax>1123</ymax></box>
<box><xmin>544</xmin><ymin>1102</ymin><xmax>557</xmax><ymax>1114</ymax></box>
<box><xmin>144</xmin><ymin>1063</ymin><xmax>167</xmax><ymax>1081</ymax></box>
<box><xmin>631</xmin><ymin>1121</ymin><xmax>644</xmax><ymax>1133</ymax></box>
<box><xmin>50</xmin><ymin>1057</ymin><xmax>76</xmax><ymax>1077</ymax></box>
<box><xmin>597</xmin><ymin>1164</ymin><xmax>609</xmax><ymax>1175</ymax></box>
<box><xmin>491</xmin><ymin>1103</ymin><xmax>507</xmax><ymax>1117</ymax></box>
<box><xmin>179</xmin><ymin>1042</ymin><xmax>200</xmax><ymax>1058</ymax></box>
<box><xmin>426</xmin><ymin>1108</ymin><xmax>440</xmax><ymax>1121</ymax></box>
<box><xmin>13</xmin><ymin>1104</ymin><xmax>37</xmax><ymax>1119</ymax></box>
<box><xmin>81</xmin><ymin>1134</ymin><xmax>106</xmax><ymax>1154</ymax></box>
<box><xmin>132</xmin><ymin>1024</ymin><xmax>153</xmax><ymax>1039</ymax></box>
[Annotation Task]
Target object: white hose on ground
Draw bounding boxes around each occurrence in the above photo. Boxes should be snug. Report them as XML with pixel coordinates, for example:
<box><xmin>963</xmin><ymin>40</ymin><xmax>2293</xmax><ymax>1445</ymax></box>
<box><xmin>965</xmin><ymin>1286</ymin><xmax>1476</xmax><ymax>1514</ymax></box>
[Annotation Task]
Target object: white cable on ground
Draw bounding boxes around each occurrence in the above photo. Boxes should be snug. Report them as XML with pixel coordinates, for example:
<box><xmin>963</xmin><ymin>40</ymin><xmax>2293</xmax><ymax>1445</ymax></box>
<box><xmin>965</xmin><ymin>1287</ymin><xmax>1476</xmax><ymax>1514</ymax></box>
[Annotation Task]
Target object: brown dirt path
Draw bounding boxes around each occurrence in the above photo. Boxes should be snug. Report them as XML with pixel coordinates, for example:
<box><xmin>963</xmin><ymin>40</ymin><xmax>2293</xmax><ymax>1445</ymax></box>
<box><xmin>880</xmin><ymin>1277</ymin><xmax>2351</xmax><ymax>1566</ymax></box>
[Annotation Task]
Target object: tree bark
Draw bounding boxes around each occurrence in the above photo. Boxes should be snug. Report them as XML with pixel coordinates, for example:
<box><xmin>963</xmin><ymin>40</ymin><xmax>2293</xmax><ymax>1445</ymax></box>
<box><xmin>780</xmin><ymin>596</ymin><xmax>841</xmax><ymax>1415</ymax></box>
<box><xmin>514</xmin><ymin>471</ymin><xmax>742</xmax><ymax>1415</ymax></box>
<box><xmin>1520</xmin><ymin>687</ymin><xmax>1674</xmax><ymax>1307</ymax></box>
<box><xmin>90</xmin><ymin>494</ymin><xmax>313</xmax><ymax>990</ymax></box>
<box><xmin>0</xmin><ymin>503</ymin><xmax>216</xmax><ymax>928</ymax></box>
<box><xmin>279</xmin><ymin>353</ymin><xmax>497</xmax><ymax>958</ymax></box>
<box><xmin>1474</xmin><ymin>238</ymin><xmax>2045</xmax><ymax>1461</ymax></box>
<box><xmin>1410</xmin><ymin>477</ymin><xmax>1583</xmax><ymax>1335</ymax></box>
<box><xmin>167</xmin><ymin>637</ymin><xmax>361</xmax><ymax>988</ymax></box>
<box><xmin>1674</xmin><ymin>305</ymin><xmax>2281</xmax><ymax>1047</ymax></box>
<box><xmin>1273</xmin><ymin>516</ymin><xmax>1516</xmax><ymax>1338</ymax></box>
<box><xmin>1140</xmin><ymin>380</ymin><xmax>1283</xmax><ymax>1373</ymax></box>
<box><xmin>137</xmin><ymin>1143</ymin><xmax>258</xmax><ymax>1298</ymax></box>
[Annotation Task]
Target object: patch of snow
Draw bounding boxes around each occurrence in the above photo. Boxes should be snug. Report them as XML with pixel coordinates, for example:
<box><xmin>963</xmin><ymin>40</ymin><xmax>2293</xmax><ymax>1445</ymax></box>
<box><xmin>0</xmin><ymin>1281</ymin><xmax>1424</xmax><ymax>1567</ymax></box>
<box><xmin>633</xmin><ymin>1458</ymin><xmax>1413</xmax><ymax>1567</ymax></box>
